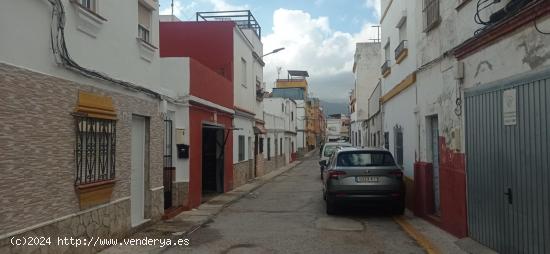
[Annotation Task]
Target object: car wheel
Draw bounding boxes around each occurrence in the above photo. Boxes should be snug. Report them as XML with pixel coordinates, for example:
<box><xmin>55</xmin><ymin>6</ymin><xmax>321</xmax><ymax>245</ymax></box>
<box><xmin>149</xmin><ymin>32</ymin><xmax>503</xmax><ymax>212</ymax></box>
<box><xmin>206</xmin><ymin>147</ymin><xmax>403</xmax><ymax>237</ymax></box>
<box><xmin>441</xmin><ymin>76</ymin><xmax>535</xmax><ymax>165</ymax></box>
<box><xmin>326</xmin><ymin>197</ymin><xmax>337</xmax><ymax>215</ymax></box>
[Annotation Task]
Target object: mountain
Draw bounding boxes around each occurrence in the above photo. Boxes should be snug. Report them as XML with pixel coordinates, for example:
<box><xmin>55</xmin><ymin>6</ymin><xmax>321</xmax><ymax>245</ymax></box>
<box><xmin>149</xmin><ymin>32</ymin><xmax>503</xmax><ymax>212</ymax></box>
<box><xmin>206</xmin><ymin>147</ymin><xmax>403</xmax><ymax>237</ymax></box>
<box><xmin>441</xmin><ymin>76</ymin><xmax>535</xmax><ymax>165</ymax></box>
<box><xmin>320</xmin><ymin>100</ymin><xmax>349</xmax><ymax>116</ymax></box>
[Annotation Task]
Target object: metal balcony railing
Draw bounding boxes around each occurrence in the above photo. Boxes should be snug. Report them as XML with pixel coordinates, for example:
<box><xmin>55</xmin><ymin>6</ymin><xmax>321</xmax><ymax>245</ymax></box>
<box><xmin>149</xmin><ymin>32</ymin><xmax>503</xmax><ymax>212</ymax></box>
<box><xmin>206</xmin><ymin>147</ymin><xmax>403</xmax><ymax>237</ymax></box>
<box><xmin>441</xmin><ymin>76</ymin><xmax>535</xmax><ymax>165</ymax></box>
<box><xmin>394</xmin><ymin>40</ymin><xmax>408</xmax><ymax>60</ymax></box>
<box><xmin>381</xmin><ymin>60</ymin><xmax>391</xmax><ymax>75</ymax></box>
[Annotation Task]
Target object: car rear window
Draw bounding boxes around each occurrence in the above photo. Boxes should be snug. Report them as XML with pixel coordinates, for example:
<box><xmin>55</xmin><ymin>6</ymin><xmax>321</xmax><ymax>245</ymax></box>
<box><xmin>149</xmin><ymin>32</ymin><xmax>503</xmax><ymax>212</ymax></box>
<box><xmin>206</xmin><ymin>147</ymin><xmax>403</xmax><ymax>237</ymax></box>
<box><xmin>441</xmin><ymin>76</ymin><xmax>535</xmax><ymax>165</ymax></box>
<box><xmin>323</xmin><ymin>144</ymin><xmax>350</xmax><ymax>157</ymax></box>
<box><xmin>323</xmin><ymin>146</ymin><xmax>338</xmax><ymax>157</ymax></box>
<box><xmin>336</xmin><ymin>151</ymin><xmax>396</xmax><ymax>167</ymax></box>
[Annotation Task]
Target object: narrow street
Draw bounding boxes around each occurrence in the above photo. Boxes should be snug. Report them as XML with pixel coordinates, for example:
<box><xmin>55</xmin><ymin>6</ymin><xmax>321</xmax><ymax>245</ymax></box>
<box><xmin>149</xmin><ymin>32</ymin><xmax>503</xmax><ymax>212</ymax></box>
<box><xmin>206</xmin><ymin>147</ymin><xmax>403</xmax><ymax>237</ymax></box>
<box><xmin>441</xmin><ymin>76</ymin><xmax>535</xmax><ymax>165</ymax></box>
<box><xmin>164</xmin><ymin>155</ymin><xmax>424</xmax><ymax>254</ymax></box>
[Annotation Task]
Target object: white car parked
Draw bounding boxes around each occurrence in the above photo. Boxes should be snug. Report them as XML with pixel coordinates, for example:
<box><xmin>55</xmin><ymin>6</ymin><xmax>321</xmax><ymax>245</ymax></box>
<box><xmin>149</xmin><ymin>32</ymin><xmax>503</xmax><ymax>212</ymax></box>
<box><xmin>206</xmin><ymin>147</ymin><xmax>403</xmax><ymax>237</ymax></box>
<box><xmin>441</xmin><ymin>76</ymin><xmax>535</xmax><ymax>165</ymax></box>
<box><xmin>319</xmin><ymin>142</ymin><xmax>352</xmax><ymax>179</ymax></box>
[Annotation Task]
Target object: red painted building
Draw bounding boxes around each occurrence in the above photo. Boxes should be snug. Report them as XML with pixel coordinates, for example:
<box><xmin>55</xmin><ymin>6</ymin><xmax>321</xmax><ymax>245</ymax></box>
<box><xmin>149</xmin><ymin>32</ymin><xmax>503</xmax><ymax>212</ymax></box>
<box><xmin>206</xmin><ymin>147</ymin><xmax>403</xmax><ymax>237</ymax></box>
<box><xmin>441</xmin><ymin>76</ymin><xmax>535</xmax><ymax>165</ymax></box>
<box><xmin>160</xmin><ymin>22</ymin><xmax>235</xmax><ymax>210</ymax></box>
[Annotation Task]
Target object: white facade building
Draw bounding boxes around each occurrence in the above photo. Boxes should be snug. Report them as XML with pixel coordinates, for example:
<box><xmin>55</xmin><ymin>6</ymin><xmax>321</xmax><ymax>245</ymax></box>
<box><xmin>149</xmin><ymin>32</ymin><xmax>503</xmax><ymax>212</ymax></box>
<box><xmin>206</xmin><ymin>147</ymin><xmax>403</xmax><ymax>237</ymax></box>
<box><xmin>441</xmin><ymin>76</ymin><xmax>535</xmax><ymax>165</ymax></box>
<box><xmin>367</xmin><ymin>81</ymin><xmax>383</xmax><ymax>147</ymax></box>
<box><xmin>231</xmin><ymin>23</ymin><xmax>265</xmax><ymax>186</ymax></box>
<box><xmin>353</xmin><ymin>42</ymin><xmax>382</xmax><ymax>147</ymax></box>
<box><xmin>0</xmin><ymin>0</ymin><xmax>167</xmax><ymax>249</ymax></box>
<box><xmin>295</xmin><ymin>99</ymin><xmax>306</xmax><ymax>151</ymax></box>
<box><xmin>379</xmin><ymin>0</ymin><xmax>419</xmax><ymax>178</ymax></box>
<box><xmin>263</xmin><ymin>98</ymin><xmax>297</xmax><ymax>164</ymax></box>
<box><xmin>326</xmin><ymin>118</ymin><xmax>342</xmax><ymax>142</ymax></box>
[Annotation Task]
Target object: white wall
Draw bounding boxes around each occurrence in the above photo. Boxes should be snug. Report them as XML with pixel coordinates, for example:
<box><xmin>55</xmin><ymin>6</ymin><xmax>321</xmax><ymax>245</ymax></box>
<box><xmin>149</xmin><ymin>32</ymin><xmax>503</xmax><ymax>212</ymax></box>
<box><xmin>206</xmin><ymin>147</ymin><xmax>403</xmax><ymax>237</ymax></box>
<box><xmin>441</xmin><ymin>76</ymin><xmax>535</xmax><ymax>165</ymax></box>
<box><xmin>295</xmin><ymin>100</ymin><xmax>306</xmax><ymax>149</ymax></box>
<box><xmin>380</xmin><ymin>0</ymin><xmax>419</xmax><ymax>178</ymax></box>
<box><xmin>326</xmin><ymin>119</ymin><xmax>341</xmax><ymax>140</ymax></box>
<box><xmin>233</xmin><ymin>27</ymin><xmax>264</xmax><ymax>165</ymax></box>
<box><xmin>413</xmin><ymin>0</ymin><xmax>550</xmax><ymax>162</ymax></box>
<box><xmin>233</xmin><ymin>116</ymin><xmax>254</xmax><ymax>163</ymax></box>
<box><xmin>380</xmin><ymin>0</ymin><xmax>418</xmax><ymax>94</ymax></box>
<box><xmin>233</xmin><ymin>28</ymin><xmax>257</xmax><ymax>113</ymax></box>
<box><xmin>159</xmin><ymin>57</ymin><xmax>191</xmax><ymax>182</ymax></box>
<box><xmin>354</xmin><ymin>42</ymin><xmax>382</xmax><ymax>121</ymax></box>
<box><xmin>160</xmin><ymin>57</ymin><xmax>190</xmax><ymax>98</ymax></box>
<box><xmin>0</xmin><ymin>0</ymin><xmax>161</xmax><ymax>98</ymax></box>
<box><xmin>164</xmin><ymin>104</ymin><xmax>190</xmax><ymax>182</ymax></box>
<box><xmin>383</xmin><ymin>85</ymin><xmax>417</xmax><ymax>177</ymax></box>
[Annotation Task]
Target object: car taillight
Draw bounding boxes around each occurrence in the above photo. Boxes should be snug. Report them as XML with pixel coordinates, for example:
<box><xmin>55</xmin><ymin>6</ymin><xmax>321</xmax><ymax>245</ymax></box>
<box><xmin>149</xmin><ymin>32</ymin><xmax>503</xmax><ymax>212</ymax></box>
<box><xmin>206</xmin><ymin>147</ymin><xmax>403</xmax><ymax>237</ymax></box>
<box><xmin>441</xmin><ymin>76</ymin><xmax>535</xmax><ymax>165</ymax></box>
<box><xmin>390</xmin><ymin>171</ymin><xmax>403</xmax><ymax>178</ymax></box>
<box><xmin>328</xmin><ymin>170</ymin><xmax>346</xmax><ymax>179</ymax></box>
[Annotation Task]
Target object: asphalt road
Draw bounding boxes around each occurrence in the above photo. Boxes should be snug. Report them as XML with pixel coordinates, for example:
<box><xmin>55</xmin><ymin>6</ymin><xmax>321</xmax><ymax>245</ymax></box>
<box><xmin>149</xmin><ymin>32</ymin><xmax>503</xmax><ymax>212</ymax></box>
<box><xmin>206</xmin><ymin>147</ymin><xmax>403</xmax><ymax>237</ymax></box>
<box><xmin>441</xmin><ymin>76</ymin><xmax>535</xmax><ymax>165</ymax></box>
<box><xmin>167</xmin><ymin>155</ymin><xmax>425</xmax><ymax>254</ymax></box>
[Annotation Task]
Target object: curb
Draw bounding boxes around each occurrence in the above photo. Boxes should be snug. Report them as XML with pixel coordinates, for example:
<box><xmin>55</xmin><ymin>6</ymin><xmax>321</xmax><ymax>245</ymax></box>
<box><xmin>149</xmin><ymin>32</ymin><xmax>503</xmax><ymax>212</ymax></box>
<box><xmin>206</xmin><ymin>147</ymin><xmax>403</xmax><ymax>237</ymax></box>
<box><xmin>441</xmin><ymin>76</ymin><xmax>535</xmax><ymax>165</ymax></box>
<box><xmin>393</xmin><ymin>215</ymin><xmax>441</xmax><ymax>254</ymax></box>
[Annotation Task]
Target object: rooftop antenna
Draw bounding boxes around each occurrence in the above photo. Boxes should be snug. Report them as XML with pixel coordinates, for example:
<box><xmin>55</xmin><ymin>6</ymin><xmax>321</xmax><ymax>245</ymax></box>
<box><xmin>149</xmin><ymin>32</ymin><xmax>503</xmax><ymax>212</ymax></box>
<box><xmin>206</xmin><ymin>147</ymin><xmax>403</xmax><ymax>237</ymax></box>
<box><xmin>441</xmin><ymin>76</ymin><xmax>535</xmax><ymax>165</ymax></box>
<box><xmin>370</xmin><ymin>25</ymin><xmax>381</xmax><ymax>43</ymax></box>
<box><xmin>171</xmin><ymin>0</ymin><xmax>174</xmax><ymax>21</ymax></box>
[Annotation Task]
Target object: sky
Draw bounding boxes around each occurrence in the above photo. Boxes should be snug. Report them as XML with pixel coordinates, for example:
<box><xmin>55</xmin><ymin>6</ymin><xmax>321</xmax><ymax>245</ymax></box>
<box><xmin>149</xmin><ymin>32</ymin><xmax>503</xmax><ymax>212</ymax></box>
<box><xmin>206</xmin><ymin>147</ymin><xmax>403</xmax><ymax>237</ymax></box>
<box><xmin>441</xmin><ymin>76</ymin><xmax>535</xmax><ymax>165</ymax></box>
<box><xmin>158</xmin><ymin>0</ymin><xmax>382</xmax><ymax>103</ymax></box>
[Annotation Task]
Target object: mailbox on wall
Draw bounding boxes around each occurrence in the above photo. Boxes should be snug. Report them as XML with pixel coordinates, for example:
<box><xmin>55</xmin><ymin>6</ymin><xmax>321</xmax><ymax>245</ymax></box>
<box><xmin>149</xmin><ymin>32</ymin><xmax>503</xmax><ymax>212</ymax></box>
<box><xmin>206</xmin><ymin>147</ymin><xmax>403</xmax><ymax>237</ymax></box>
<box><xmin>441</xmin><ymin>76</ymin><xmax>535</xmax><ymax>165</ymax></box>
<box><xmin>177</xmin><ymin>144</ymin><xmax>189</xmax><ymax>159</ymax></box>
<box><xmin>175</xmin><ymin>128</ymin><xmax>189</xmax><ymax>159</ymax></box>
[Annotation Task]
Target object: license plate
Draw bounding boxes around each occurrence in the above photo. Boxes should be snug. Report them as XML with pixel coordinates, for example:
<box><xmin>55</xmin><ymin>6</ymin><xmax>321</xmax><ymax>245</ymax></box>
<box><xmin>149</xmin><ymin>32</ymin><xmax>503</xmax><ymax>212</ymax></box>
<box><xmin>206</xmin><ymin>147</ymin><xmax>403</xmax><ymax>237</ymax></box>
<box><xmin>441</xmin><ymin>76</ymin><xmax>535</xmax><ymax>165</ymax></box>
<box><xmin>356</xmin><ymin>176</ymin><xmax>379</xmax><ymax>183</ymax></box>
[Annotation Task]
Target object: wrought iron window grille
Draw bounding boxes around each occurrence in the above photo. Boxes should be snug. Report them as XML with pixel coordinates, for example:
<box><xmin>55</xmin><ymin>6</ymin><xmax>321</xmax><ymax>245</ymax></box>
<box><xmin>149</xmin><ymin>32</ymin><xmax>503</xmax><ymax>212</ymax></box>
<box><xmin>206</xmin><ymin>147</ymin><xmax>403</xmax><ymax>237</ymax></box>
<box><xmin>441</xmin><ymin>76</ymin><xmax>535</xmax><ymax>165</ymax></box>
<box><xmin>74</xmin><ymin>115</ymin><xmax>117</xmax><ymax>185</ymax></box>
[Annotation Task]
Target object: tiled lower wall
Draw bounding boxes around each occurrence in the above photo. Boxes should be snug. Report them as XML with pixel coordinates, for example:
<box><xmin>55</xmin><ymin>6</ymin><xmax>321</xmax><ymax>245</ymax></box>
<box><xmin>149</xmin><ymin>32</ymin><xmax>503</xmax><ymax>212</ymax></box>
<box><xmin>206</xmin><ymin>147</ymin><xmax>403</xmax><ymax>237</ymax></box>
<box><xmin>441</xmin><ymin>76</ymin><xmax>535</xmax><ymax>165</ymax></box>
<box><xmin>264</xmin><ymin>155</ymin><xmax>286</xmax><ymax>175</ymax></box>
<box><xmin>172</xmin><ymin>182</ymin><xmax>189</xmax><ymax>208</ymax></box>
<box><xmin>0</xmin><ymin>63</ymin><xmax>164</xmax><ymax>253</ymax></box>
<box><xmin>0</xmin><ymin>199</ymin><xmax>130</xmax><ymax>254</ymax></box>
<box><xmin>233</xmin><ymin>160</ymin><xmax>253</xmax><ymax>187</ymax></box>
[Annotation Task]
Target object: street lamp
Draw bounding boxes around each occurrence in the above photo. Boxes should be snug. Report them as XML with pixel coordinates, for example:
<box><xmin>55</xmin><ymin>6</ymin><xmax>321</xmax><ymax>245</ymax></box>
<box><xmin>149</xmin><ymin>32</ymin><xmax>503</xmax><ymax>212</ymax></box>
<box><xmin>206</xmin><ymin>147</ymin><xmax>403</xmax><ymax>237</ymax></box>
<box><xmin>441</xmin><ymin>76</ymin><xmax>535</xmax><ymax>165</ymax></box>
<box><xmin>262</xmin><ymin>47</ymin><xmax>285</xmax><ymax>58</ymax></box>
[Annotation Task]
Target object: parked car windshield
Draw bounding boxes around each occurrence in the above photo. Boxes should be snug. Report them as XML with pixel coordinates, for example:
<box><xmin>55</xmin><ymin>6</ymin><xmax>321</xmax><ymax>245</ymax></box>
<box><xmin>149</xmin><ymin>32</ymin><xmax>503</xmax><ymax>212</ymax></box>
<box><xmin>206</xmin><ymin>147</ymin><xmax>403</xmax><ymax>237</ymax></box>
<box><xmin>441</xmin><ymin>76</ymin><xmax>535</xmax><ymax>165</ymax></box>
<box><xmin>323</xmin><ymin>144</ymin><xmax>350</xmax><ymax>157</ymax></box>
<box><xmin>336</xmin><ymin>151</ymin><xmax>396</xmax><ymax>167</ymax></box>
<box><xmin>323</xmin><ymin>146</ymin><xmax>338</xmax><ymax>157</ymax></box>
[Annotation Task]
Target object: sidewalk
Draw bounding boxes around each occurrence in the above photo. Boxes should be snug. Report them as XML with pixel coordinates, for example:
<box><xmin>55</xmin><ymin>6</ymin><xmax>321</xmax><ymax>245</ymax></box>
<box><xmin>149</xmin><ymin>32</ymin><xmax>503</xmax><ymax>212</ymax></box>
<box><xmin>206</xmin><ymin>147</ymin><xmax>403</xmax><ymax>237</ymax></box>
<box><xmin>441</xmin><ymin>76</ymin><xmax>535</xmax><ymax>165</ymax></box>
<box><xmin>394</xmin><ymin>211</ymin><xmax>497</xmax><ymax>254</ymax></box>
<box><xmin>100</xmin><ymin>149</ymin><xmax>317</xmax><ymax>254</ymax></box>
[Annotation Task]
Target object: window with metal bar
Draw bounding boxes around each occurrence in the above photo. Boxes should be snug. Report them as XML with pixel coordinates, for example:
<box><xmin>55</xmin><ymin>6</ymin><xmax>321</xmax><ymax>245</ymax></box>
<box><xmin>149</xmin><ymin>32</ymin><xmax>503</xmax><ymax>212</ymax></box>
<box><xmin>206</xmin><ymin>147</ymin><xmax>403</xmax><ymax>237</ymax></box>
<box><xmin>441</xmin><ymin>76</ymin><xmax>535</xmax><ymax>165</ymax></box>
<box><xmin>74</xmin><ymin>116</ymin><xmax>116</xmax><ymax>185</ymax></box>
<box><xmin>423</xmin><ymin>0</ymin><xmax>440</xmax><ymax>32</ymax></box>
<box><xmin>138</xmin><ymin>3</ymin><xmax>152</xmax><ymax>43</ymax></box>
<box><xmin>164</xmin><ymin>119</ymin><xmax>173</xmax><ymax>168</ymax></box>
<box><xmin>259</xmin><ymin>138</ymin><xmax>264</xmax><ymax>154</ymax></box>
<box><xmin>80</xmin><ymin>0</ymin><xmax>96</xmax><ymax>12</ymax></box>
<box><xmin>394</xmin><ymin>127</ymin><xmax>403</xmax><ymax>166</ymax></box>
<box><xmin>267</xmin><ymin>138</ymin><xmax>271</xmax><ymax>160</ymax></box>
<box><xmin>238</xmin><ymin>135</ymin><xmax>245</xmax><ymax>161</ymax></box>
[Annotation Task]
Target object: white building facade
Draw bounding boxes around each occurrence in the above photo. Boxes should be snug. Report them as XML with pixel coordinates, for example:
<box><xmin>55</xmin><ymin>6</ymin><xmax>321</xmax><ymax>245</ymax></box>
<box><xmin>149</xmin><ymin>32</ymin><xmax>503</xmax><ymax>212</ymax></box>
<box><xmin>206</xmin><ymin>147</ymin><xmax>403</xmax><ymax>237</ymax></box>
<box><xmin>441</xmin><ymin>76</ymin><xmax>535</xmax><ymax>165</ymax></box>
<box><xmin>263</xmin><ymin>98</ymin><xmax>297</xmax><ymax>170</ymax></box>
<box><xmin>0</xmin><ymin>0</ymin><xmax>165</xmax><ymax>252</ymax></box>
<box><xmin>353</xmin><ymin>42</ymin><xmax>382</xmax><ymax>147</ymax></box>
<box><xmin>232</xmin><ymin>24</ymin><xmax>265</xmax><ymax>187</ymax></box>
<box><xmin>379</xmin><ymin>0</ymin><xmax>550</xmax><ymax>247</ymax></box>
<box><xmin>379</xmin><ymin>0</ymin><xmax>419</xmax><ymax>183</ymax></box>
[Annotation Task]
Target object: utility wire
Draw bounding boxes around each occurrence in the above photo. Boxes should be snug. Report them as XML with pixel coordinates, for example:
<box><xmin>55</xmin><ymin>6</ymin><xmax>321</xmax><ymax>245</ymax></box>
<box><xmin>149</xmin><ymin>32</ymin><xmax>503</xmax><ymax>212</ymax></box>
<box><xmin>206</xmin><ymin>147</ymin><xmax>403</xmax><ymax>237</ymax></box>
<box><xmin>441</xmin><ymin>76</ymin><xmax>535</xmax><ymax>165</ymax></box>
<box><xmin>46</xmin><ymin>0</ymin><xmax>161</xmax><ymax>99</ymax></box>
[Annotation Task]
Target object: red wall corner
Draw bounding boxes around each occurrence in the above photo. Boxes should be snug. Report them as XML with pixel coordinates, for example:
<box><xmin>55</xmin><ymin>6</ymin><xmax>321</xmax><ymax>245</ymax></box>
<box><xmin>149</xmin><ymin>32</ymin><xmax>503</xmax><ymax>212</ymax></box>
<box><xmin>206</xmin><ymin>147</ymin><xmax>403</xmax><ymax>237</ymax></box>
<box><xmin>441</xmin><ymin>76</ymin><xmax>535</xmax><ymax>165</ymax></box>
<box><xmin>186</xmin><ymin>106</ymin><xmax>234</xmax><ymax>209</ymax></box>
<box><xmin>439</xmin><ymin>137</ymin><xmax>468</xmax><ymax>238</ymax></box>
<box><xmin>413</xmin><ymin>161</ymin><xmax>434</xmax><ymax>216</ymax></box>
<box><xmin>412</xmin><ymin>137</ymin><xmax>468</xmax><ymax>238</ymax></box>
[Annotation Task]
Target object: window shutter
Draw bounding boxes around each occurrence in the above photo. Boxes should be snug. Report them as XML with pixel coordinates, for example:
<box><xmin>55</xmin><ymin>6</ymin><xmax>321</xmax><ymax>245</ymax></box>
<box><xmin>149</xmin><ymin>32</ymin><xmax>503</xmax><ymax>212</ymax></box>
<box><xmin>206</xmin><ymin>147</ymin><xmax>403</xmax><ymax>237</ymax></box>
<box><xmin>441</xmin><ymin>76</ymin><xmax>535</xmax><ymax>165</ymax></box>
<box><xmin>138</xmin><ymin>4</ymin><xmax>151</xmax><ymax>29</ymax></box>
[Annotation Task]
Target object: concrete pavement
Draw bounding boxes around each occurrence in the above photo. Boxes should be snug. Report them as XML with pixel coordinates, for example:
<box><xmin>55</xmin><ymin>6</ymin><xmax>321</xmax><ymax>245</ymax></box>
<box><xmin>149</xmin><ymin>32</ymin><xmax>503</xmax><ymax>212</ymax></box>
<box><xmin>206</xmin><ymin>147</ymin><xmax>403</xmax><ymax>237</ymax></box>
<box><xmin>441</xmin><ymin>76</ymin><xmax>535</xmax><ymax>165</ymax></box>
<box><xmin>101</xmin><ymin>149</ymin><xmax>479</xmax><ymax>254</ymax></box>
<box><xmin>160</xmin><ymin>153</ymin><xmax>424</xmax><ymax>254</ymax></box>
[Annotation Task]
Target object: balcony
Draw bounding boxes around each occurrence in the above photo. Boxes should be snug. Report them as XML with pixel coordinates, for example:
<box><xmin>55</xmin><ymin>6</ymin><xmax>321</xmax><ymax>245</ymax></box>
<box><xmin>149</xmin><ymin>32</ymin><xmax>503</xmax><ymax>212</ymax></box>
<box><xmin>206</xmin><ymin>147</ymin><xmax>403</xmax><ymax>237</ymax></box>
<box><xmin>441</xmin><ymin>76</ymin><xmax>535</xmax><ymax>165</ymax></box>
<box><xmin>381</xmin><ymin>60</ymin><xmax>391</xmax><ymax>78</ymax></box>
<box><xmin>394</xmin><ymin>40</ymin><xmax>408</xmax><ymax>64</ymax></box>
<box><xmin>256</xmin><ymin>85</ymin><xmax>266</xmax><ymax>101</ymax></box>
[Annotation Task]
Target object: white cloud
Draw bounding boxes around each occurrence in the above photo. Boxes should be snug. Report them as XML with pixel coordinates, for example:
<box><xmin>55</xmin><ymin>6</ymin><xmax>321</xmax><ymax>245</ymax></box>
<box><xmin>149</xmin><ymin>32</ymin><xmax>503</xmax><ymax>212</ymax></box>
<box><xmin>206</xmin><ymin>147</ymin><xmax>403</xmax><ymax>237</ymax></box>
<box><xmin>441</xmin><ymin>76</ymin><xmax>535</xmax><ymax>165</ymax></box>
<box><xmin>262</xmin><ymin>9</ymin><xmax>379</xmax><ymax>102</ymax></box>
<box><xmin>206</xmin><ymin>0</ymin><xmax>248</xmax><ymax>11</ymax></box>
<box><xmin>159</xmin><ymin>0</ymin><xmax>198</xmax><ymax>20</ymax></box>
<box><xmin>364</xmin><ymin>0</ymin><xmax>381</xmax><ymax>19</ymax></box>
